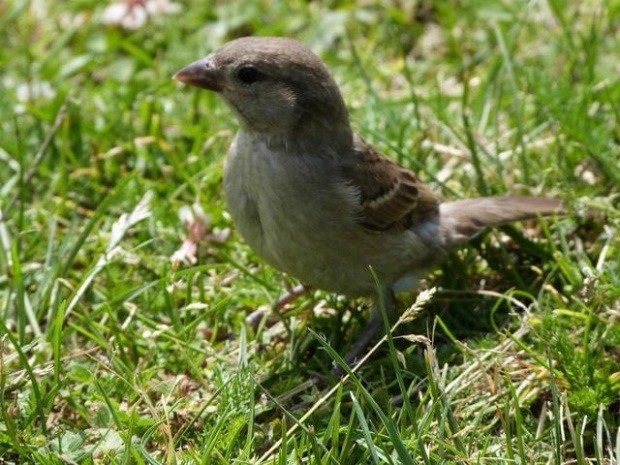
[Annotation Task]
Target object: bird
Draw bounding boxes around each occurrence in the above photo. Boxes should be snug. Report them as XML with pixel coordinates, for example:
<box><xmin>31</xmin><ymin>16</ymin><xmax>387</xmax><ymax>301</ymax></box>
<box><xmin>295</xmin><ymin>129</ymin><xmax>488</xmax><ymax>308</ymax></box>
<box><xmin>173</xmin><ymin>36</ymin><xmax>563</xmax><ymax>372</ymax></box>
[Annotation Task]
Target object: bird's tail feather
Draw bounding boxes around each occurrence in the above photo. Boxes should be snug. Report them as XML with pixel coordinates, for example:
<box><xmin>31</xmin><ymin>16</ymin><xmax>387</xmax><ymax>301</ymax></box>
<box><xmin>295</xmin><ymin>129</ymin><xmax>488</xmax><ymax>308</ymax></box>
<box><xmin>439</xmin><ymin>196</ymin><xmax>564</xmax><ymax>246</ymax></box>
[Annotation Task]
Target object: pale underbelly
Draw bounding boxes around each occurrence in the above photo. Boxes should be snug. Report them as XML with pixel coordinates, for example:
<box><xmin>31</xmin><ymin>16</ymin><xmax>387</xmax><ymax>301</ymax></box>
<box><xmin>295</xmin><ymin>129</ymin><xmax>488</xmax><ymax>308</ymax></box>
<box><xmin>231</xmin><ymin>192</ymin><xmax>440</xmax><ymax>296</ymax></box>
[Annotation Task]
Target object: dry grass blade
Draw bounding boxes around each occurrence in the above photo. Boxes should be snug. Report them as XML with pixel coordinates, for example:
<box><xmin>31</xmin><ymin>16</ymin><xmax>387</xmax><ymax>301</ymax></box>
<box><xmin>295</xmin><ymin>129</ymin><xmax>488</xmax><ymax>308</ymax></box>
<box><xmin>63</xmin><ymin>191</ymin><xmax>153</xmax><ymax>320</ymax></box>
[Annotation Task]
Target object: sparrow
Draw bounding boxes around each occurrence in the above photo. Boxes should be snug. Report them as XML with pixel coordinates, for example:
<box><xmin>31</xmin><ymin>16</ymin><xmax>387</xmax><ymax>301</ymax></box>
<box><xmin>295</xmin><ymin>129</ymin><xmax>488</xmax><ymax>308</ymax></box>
<box><xmin>174</xmin><ymin>36</ymin><xmax>563</xmax><ymax>371</ymax></box>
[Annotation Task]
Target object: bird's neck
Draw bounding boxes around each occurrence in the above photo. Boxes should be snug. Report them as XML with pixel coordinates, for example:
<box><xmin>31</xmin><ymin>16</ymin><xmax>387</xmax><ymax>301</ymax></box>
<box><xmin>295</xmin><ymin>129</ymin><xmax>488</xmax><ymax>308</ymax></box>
<box><xmin>242</xmin><ymin>118</ymin><xmax>353</xmax><ymax>156</ymax></box>
<box><xmin>289</xmin><ymin>85</ymin><xmax>354</xmax><ymax>155</ymax></box>
<box><xmin>296</xmin><ymin>118</ymin><xmax>354</xmax><ymax>154</ymax></box>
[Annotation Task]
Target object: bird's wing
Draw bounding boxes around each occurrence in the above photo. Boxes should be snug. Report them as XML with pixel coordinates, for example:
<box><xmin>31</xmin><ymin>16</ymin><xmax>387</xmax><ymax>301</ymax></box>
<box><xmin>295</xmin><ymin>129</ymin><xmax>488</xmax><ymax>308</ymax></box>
<box><xmin>342</xmin><ymin>136</ymin><xmax>442</xmax><ymax>232</ymax></box>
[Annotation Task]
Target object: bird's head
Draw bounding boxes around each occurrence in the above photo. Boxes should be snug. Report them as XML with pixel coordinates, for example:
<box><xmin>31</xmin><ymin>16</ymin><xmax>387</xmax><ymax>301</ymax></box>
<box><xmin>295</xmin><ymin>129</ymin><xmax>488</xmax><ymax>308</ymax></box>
<box><xmin>174</xmin><ymin>37</ymin><xmax>352</xmax><ymax>149</ymax></box>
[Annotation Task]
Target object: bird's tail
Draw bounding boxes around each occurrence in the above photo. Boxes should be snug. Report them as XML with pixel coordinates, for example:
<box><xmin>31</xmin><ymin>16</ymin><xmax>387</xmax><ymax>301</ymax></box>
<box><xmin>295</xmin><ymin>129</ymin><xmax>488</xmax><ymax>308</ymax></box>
<box><xmin>439</xmin><ymin>196</ymin><xmax>564</xmax><ymax>247</ymax></box>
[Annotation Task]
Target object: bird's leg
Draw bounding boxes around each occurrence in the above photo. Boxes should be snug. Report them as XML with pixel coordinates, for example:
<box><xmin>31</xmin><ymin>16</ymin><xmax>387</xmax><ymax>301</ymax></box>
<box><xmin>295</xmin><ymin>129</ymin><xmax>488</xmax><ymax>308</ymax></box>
<box><xmin>276</xmin><ymin>284</ymin><xmax>308</xmax><ymax>308</ymax></box>
<box><xmin>332</xmin><ymin>290</ymin><xmax>396</xmax><ymax>376</ymax></box>
<box><xmin>246</xmin><ymin>284</ymin><xmax>307</xmax><ymax>331</ymax></box>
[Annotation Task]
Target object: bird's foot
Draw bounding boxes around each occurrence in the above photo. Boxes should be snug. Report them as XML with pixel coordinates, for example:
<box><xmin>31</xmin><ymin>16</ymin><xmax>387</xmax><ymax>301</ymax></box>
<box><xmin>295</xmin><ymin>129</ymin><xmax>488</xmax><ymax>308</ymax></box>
<box><xmin>246</xmin><ymin>284</ymin><xmax>308</xmax><ymax>331</ymax></box>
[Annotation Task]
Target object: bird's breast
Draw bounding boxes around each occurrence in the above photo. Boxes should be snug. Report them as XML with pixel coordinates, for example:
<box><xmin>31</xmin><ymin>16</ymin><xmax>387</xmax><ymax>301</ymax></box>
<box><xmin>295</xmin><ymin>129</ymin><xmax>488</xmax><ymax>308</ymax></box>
<box><xmin>224</xmin><ymin>133</ymin><xmax>354</xmax><ymax>266</ymax></box>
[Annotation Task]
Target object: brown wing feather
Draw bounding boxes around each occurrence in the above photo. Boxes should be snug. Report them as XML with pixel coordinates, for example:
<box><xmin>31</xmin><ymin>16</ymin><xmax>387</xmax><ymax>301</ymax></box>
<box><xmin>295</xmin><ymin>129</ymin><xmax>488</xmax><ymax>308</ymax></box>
<box><xmin>344</xmin><ymin>136</ymin><xmax>441</xmax><ymax>232</ymax></box>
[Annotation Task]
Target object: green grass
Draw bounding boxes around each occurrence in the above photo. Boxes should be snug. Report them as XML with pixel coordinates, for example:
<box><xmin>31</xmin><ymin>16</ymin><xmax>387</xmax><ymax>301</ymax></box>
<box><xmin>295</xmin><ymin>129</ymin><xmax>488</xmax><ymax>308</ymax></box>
<box><xmin>1</xmin><ymin>0</ymin><xmax>619</xmax><ymax>463</ymax></box>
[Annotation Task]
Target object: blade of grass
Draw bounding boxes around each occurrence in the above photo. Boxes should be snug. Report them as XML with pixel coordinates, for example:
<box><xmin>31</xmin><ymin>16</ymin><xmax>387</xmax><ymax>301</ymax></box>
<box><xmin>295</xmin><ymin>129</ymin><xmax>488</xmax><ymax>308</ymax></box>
<box><xmin>371</xmin><ymin>270</ymin><xmax>430</xmax><ymax>464</ymax></box>
<box><xmin>60</xmin><ymin>174</ymin><xmax>135</xmax><ymax>278</ymax></box>
<box><xmin>493</xmin><ymin>23</ymin><xmax>529</xmax><ymax>183</ymax></box>
<box><xmin>0</xmin><ymin>318</ymin><xmax>47</xmax><ymax>433</ymax></box>
<box><xmin>311</xmin><ymin>329</ymin><xmax>417</xmax><ymax>465</ymax></box>
<box><xmin>350</xmin><ymin>391</ymin><xmax>383</xmax><ymax>465</ymax></box>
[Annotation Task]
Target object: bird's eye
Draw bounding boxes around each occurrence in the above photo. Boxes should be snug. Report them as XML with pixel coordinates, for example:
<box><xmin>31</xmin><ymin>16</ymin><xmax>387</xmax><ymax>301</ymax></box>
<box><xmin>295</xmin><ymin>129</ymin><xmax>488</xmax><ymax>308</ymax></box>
<box><xmin>237</xmin><ymin>66</ymin><xmax>261</xmax><ymax>84</ymax></box>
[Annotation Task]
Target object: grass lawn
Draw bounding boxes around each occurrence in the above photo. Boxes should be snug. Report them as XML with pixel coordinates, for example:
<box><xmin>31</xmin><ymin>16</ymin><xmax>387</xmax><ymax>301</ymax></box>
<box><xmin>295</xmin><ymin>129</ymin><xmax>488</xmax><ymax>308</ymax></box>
<box><xmin>1</xmin><ymin>0</ymin><xmax>619</xmax><ymax>463</ymax></box>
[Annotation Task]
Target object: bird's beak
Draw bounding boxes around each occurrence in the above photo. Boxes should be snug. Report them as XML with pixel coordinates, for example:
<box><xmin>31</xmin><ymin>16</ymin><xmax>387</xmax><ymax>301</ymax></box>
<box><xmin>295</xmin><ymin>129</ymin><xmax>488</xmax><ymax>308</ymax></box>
<box><xmin>173</xmin><ymin>55</ymin><xmax>225</xmax><ymax>92</ymax></box>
